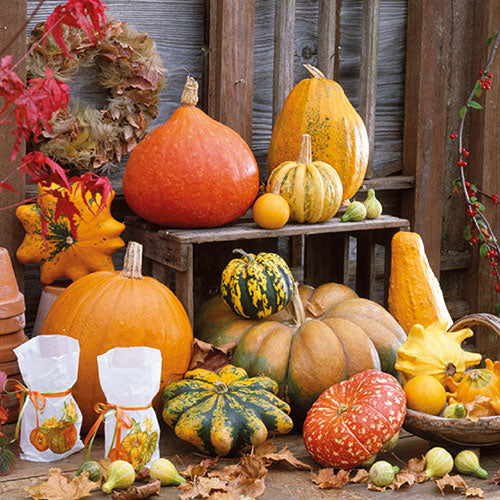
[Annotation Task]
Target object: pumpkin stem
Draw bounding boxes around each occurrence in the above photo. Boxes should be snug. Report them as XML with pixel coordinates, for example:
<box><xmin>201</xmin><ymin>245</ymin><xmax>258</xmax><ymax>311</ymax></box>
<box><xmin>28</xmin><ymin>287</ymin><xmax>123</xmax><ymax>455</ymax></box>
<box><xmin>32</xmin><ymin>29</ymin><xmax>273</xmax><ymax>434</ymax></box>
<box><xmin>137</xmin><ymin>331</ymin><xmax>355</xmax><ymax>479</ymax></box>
<box><xmin>297</xmin><ymin>134</ymin><xmax>312</xmax><ymax>165</ymax></box>
<box><xmin>337</xmin><ymin>403</ymin><xmax>349</xmax><ymax>416</ymax></box>
<box><xmin>303</xmin><ymin>64</ymin><xmax>327</xmax><ymax>79</ymax></box>
<box><xmin>290</xmin><ymin>282</ymin><xmax>306</xmax><ymax>325</ymax></box>
<box><xmin>213</xmin><ymin>380</ymin><xmax>228</xmax><ymax>394</ymax></box>
<box><xmin>445</xmin><ymin>362</ymin><xmax>457</xmax><ymax>377</ymax></box>
<box><xmin>121</xmin><ymin>241</ymin><xmax>144</xmax><ymax>279</ymax></box>
<box><xmin>232</xmin><ymin>248</ymin><xmax>253</xmax><ymax>261</ymax></box>
<box><xmin>181</xmin><ymin>76</ymin><xmax>199</xmax><ymax>106</ymax></box>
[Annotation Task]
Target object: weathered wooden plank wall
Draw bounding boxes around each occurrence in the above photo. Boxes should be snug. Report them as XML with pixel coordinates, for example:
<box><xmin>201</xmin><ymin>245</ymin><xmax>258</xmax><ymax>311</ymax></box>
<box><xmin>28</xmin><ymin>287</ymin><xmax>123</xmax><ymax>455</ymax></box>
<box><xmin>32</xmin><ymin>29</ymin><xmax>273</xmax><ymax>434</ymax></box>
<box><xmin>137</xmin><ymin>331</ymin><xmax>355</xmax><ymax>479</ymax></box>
<box><xmin>27</xmin><ymin>0</ymin><xmax>408</xmax><ymax>187</ymax></box>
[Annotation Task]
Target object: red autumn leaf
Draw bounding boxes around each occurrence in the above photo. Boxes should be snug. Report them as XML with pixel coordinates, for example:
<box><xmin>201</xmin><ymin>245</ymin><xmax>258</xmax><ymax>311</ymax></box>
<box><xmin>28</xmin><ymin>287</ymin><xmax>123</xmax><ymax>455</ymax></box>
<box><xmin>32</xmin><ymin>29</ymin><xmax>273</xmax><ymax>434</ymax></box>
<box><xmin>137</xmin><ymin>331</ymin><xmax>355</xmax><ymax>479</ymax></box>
<box><xmin>0</xmin><ymin>406</ymin><xmax>8</xmax><ymax>426</ymax></box>
<box><xmin>20</xmin><ymin>152</ymin><xmax>71</xmax><ymax>190</ymax></box>
<box><xmin>44</xmin><ymin>0</ymin><xmax>108</xmax><ymax>57</ymax></box>
<box><xmin>50</xmin><ymin>188</ymin><xmax>81</xmax><ymax>238</ymax></box>
<box><xmin>70</xmin><ymin>172</ymin><xmax>112</xmax><ymax>216</ymax></box>
<box><xmin>0</xmin><ymin>181</ymin><xmax>17</xmax><ymax>193</ymax></box>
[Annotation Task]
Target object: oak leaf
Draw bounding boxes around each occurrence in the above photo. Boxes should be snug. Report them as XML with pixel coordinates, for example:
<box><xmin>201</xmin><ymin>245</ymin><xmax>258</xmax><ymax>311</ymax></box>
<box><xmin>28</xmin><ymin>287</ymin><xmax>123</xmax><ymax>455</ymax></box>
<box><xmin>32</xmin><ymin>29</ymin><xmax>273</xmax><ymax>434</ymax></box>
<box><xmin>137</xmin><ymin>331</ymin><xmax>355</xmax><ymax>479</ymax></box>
<box><xmin>311</xmin><ymin>468</ymin><xmax>350</xmax><ymax>489</ymax></box>
<box><xmin>208</xmin><ymin>464</ymin><xmax>240</xmax><ymax>481</ymax></box>
<box><xmin>367</xmin><ymin>482</ymin><xmax>387</xmax><ymax>492</ymax></box>
<box><xmin>463</xmin><ymin>487</ymin><xmax>485</xmax><ymax>498</ymax></box>
<box><xmin>227</xmin><ymin>454</ymin><xmax>267</xmax><ymax>498</ymax></box>
<box><xmin>350</xmin><ymin>469</ymin><xmax>369</xmax><ymax>484</ymax></box>
<box><xmin>189</xmin><ymin>339</ymin><xmax>236</xmax><ymax>372</ymax></box>
<box><xmin>432</xmin><ymin>474</ymin><xmax>468</xmax><ymax>496</ymax></box>
<box><xmin>182</xmin><ymin>458</ymin><xmax>219</xmax><ymax>480</ymax></box>
<box><xmin>254</xmin><ymin>443</ymin><xmax>312</xmax><ymax>470</ymax></box>
<box><xmin>408</xmin><ymin>456</ymin><xmax>426</xmax><ymax>473</ymax></box>
<box><xmin>25</xmin><ymin>468</ymin><xmax>98</xmax><ymax>500</ymax></box>
<box><xmin>389</xmin><ymin>468</ymin><xmax>421</xmax><ymax>489</ymax></box>
<box><xmin>466</xmin><ymin>395</ymin><xmax>493</xmax><ymax>422</ymax></box>
<box><xmin>111</xmin><ymin>479</ymin><xmax>161</xmax><ymax>500</ymax></box>
<box><xmin>178</xmin><ymin>476</ymin><xmax>230</xmax><ymax>500</ymax></box>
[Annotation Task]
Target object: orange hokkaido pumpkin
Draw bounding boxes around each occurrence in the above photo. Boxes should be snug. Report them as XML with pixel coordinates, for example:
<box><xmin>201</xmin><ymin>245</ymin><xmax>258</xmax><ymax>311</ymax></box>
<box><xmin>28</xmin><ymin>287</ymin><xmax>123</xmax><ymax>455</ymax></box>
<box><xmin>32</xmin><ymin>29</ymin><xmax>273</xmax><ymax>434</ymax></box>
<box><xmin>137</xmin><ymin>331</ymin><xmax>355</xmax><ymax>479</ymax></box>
<box><xmin>41</xmin><ymin>241</ymin><xmax>193</xmax><ymax>430</ymax></box>
<box><xmin>123</xmin><ymin>76</ymin><xmax>259</xmax><ymax>228</ymax></box>
<box><xmin>267</xmin><ymin>65</ymin><xmax>369</xmax><ymax>202</ymax></box>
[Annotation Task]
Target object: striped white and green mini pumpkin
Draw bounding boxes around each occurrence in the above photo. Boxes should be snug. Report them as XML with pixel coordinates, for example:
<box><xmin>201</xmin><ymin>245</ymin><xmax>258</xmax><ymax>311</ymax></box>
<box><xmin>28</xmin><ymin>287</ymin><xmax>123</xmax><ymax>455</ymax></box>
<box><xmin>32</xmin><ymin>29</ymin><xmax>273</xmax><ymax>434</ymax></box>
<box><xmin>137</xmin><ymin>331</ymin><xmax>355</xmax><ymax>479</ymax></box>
<box><xmin>220</xmin><ymin>249</ymin><xmax>294</xmax><ymax>319</ymax></box>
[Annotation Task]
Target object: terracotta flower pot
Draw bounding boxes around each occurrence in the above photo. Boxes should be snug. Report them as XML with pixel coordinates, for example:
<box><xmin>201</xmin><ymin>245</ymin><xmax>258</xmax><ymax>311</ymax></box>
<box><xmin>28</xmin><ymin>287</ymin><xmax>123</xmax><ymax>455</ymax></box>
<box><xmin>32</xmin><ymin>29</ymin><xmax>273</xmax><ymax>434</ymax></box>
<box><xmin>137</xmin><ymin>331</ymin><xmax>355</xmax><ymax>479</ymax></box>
<box><xmin>0</xmin><ymin>330</ymin><xmax>28</xmax><ymax>362</ymax></box>
<box><xmin>32</xmin><ymin>285</ymin><xmax>66</xmax><ymax>336</ymax></box>
<box><xmin>0</xmin><ymin>247</ymin><xmax>25</xmax><ymax>318</ymax></box>
<box><xmin>0</xmin><ymin>313</ymin><xmax>26</xmax><ymax>335</ymax></box>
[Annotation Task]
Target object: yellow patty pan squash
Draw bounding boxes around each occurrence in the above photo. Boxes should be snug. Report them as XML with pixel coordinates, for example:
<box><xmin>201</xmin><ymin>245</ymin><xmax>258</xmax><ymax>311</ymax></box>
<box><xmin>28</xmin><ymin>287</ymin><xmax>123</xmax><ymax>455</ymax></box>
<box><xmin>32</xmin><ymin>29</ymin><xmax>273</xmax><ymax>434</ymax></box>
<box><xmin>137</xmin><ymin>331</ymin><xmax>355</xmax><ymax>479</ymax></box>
<box><xmin>395</xmin><ymin>318</ymin><xmax>481</xmax><ymax>386</ymax></box>
<box><xmin>16</xmin><ymin>183</ymin><xmax>125</xmax><ymax>284</ymax></box>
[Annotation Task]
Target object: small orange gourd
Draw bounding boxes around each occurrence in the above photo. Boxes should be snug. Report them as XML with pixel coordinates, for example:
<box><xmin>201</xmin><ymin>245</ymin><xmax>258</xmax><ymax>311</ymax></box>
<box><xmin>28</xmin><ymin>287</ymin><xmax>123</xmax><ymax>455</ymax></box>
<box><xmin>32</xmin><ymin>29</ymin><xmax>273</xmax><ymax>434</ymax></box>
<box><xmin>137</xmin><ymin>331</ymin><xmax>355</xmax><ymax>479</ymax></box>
<box><xmin>268</xmin><ymin>65</ymin><xmax>369</xmax><ymax>202</ymax></box>
<box><xmin>388</xmin><ymin>231</ymin><xmax>452</xmax><ymax>333</ymax></box>
<box><xmin>252</xmin><ymin>191</ymin><xmax>290</xmax><ymax>229</ymax></box>
<box><xmin>16</xmin><ymin>183</ymin><xmax>125</xmax><ymax>285</ymax></box>
<box><xmin>41</xmin><ymin>241</ymin><xmax>193</xmax><ymax>430</ymax></box>
<box><xmin>446</xmin><ymin>359</ymin><xmax>500</xmax><ymax>416</ymax></box>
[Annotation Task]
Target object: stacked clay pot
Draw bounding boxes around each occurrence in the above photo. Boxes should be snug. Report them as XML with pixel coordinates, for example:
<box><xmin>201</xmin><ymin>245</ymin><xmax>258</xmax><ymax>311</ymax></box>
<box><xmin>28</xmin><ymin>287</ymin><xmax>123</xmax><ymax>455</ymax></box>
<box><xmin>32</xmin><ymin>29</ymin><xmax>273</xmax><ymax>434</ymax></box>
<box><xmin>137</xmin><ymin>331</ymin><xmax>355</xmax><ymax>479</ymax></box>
<box><xmin>0</xmin><ymin>247</ymin><xmax>28</xmax><ymax>422</ymax></box>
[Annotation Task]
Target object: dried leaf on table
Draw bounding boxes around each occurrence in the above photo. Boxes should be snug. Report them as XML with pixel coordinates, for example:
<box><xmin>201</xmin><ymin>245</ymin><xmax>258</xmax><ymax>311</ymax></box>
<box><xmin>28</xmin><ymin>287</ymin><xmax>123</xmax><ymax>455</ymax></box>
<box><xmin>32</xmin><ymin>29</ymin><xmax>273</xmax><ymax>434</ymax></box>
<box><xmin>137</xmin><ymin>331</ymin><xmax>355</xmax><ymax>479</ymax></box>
<box><xmin>208</xmin><ymin>493</ymin><xmax>240</xmax><ymax>500</ymax></box>
<box><xmin>466</xmin><ymin>395</ymin><xmax>492</xmax><ymax>422</ymax></box>
<box><xmin>99</xmin><ymin>459</ymin><xmax>111</xmax><ymax>480</ymax></box>
<box><xmin>350</xmin><ymin>469</ymin><xmax>369</xmax><ymax>484</ymax></box>
<box><xmin>189</xmin><ymin>339</ymin><xmax>237</xmax><ymax>372</ymax></box>
<box><xmin>432</xmin><ymin>474</ymin><xmax>468</xmax><ymax>495</ymax></box>
<box><xmin>463</xmin><ymin>487</ymin><xmax>485</xmax><ymax>498</ymax></box>
<box><xmin>388</xmin><ymin>468</ymin><xmax>423</xmax><ymax>489</ymax></box>
<box><xmin>26</xmin><ymin>468</ymin><xmax>99</xmax><ymax>500</ymax></box>
<box><xmin>492</xmin><ymin>466</ymin><xmax>500</xmax><ymax>484</ymax></box>
<box><xmin>227</xmin><ymin>454</ymin><xmax>268</xmax><ymax>498</ymax></box>
<box><xmin>253</xmin><ymin>442</ymin><xmax>312</xmax><ymax>470</ymax></box>
<box><xmin>178</xmin><ymin>476</ymin><xmax>230</xmax><ymax>500</ymax></box>
<box><xmin>367</xmin><ymin>482</ymin><xmax>388</xmax><ymax>492</ymax></box>
<box><xmin>311</xmin><ymin>468</ymin><xmax>350</xmax><ymax>489</ymax></box>
<box><xmin>135</xmin><ymin>467</ymin><xmax>150</xmax><ymax>482</ymax></box>
<box><xmin>182</xmin><ymin>457</ymin><xmax>219</xmax><ymax>480</ymax></box>
<box><xmin>111</xmin><ymin>479</ymin><xmax>161</xmax><ymax>500</ymax></box>
<box><xmin>208</xmin><ymin>464</ymin><xmax>240</xmax><ymax>481</ymax></box>
<box><xmin>408</xmin><ymin>456</ymin><xmax>426</xmax><ymax>473</ymax></box>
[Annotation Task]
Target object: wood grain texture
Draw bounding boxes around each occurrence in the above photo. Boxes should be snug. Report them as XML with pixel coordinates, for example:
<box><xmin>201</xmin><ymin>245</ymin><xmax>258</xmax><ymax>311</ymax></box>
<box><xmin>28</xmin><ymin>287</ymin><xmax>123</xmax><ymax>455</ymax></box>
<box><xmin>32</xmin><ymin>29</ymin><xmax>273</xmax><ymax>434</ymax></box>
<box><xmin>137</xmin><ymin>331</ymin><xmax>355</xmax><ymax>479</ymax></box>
<box><xmin>206</xmin><ymin>0</ymin><xmax>255</xmax><ymax>145</ymax></box>
<box><xmin>317</xmin><ymin>0</ymin><xmax>337</xmax><ymax>79</ymax></box>
<box><xmin>272</xmin><ymin>0</ymin><xmax>296</xmax><ymax>124</ymax></box>
<box><xmin>0</xmin><ymin>0</ymin><xmax>27</xmax><ymax>288</ymax></box>
<box><xmin>358</xmin><ymin>0</ymin><xmax>380</xmax><ymax>178</ymax></box>
<box><xmin>401</xmin><ymin>0</ymin><xmax>449</xmax><ymax>274</ymax></box>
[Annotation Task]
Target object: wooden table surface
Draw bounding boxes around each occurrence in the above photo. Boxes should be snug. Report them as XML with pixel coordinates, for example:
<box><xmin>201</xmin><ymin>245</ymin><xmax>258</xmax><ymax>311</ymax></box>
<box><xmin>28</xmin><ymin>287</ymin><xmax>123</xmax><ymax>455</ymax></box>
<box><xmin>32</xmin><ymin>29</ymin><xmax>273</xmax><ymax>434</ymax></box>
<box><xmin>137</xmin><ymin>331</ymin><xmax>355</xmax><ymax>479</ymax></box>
<box><xmin>1</xmin><ymin>424</ymin><xmax>500</xmax><ymax>499</ymax></box>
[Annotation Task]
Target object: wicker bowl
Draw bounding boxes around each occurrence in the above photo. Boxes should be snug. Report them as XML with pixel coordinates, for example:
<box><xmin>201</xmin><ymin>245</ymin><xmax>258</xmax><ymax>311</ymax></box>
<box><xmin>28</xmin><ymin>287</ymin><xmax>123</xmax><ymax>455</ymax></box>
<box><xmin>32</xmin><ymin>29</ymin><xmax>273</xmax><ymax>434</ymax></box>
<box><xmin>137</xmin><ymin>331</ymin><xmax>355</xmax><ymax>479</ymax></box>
<box><xmin>403</xmin><ymin>313</ymin><xmax>500</xmax><ymax>447</ymax></box>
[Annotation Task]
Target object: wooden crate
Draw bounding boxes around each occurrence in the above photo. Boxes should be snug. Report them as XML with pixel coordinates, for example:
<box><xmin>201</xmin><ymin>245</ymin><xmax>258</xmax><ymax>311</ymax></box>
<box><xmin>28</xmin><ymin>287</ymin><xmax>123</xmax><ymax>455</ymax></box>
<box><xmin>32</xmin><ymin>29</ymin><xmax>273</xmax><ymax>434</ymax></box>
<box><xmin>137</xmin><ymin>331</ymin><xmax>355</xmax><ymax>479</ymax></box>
<box><xmin>125</xmin><ymin>215</ymin><xmax>409</xmax><ymax>323</ymax></box>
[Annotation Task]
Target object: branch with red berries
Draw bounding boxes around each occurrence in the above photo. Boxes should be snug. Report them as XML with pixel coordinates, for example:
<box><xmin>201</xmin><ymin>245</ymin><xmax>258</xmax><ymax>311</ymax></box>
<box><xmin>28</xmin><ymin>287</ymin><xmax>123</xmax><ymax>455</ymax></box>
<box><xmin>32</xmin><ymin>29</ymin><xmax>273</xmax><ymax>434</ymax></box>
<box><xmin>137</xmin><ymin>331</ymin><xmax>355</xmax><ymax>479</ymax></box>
<box><xmin>0</xmin><ymin>0</ymin><xmax>111</xmax><ymax>235</ymax></box>
<box><xmin>450</xmin><ymin>30</ymin><xmax>500</xmax><ymax>314</ymax></box>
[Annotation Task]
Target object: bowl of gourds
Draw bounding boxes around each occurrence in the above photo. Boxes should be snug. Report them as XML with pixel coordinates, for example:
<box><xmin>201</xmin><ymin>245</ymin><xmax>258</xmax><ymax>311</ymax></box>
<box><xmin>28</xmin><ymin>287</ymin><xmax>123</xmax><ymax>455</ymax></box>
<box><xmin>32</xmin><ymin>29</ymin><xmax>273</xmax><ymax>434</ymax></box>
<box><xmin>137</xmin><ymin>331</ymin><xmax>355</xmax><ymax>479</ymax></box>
<box><xmin>401</xmin><ymin>314</ymin><xmax>500</xmax><ymax>447</ymax></box>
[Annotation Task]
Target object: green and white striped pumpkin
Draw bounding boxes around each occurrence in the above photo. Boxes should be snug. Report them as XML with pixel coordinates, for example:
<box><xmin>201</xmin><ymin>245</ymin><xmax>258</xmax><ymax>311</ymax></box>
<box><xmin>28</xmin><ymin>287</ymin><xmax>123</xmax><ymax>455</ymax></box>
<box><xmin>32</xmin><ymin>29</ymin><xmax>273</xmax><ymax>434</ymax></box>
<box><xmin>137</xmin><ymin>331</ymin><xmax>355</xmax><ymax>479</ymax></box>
<box><xmin>221</xmin><ymin>249</ymin><xmax>294</xmax><ymax>319</ymax></box>
<box><xmin>162</xmin><ymin>365</ymin><xmax>293</xmax><ymax>456</ymax></box>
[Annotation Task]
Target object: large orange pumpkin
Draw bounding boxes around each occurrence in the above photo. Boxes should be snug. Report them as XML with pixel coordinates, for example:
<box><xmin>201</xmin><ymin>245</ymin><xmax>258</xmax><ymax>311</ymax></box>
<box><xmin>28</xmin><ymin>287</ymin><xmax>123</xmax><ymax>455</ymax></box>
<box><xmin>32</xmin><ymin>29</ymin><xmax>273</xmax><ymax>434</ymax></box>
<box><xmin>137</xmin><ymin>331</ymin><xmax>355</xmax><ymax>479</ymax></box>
<box><xmin>267</xmin><ymin>65</ymin><xmax>369</xmax><ymax>202</ymax></box>
<box><xmin>123</xmin><ymin>76</ymin><xmax>259</xmax><ymax>228</ymax></box>
<box><xmin>41</xmin><ymin>241</ymin><xmax>193</xmax><ymax>430</ymax></box>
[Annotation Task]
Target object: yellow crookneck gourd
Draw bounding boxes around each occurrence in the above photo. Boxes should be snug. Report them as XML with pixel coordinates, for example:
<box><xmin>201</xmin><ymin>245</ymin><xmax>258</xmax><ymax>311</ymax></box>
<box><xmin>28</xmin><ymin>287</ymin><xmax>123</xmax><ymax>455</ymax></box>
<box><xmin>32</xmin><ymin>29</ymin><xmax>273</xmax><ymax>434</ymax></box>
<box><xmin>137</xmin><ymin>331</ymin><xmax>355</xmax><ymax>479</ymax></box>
<box><xmin>16</xmin><ymin>183</ymin><xmax>125</xmax><ymax>284</ymax></box>
<box><xmin>447</xmin><ymin>359</ymin><xmax>500</xmax><ymax>416</ymax></box>
<box><xmin>388</xmin><ymin>231</ymin><xmax>452</xmax><ymax>333</ymax></box>
<box><xmin>395</xmin><ymin>318</ymin><xmax>482</xmax><ymax>386</ymax></box>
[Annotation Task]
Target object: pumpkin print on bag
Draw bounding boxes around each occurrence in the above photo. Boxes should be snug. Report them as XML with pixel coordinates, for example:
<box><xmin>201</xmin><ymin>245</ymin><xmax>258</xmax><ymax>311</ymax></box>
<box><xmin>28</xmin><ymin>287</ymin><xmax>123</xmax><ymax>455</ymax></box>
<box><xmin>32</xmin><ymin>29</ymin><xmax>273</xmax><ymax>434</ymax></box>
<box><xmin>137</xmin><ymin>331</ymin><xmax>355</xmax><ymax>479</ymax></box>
<box><xmin>29</xmin><ymin>427</ymin><xmax>48</xmax><ymax>452</ymax></box>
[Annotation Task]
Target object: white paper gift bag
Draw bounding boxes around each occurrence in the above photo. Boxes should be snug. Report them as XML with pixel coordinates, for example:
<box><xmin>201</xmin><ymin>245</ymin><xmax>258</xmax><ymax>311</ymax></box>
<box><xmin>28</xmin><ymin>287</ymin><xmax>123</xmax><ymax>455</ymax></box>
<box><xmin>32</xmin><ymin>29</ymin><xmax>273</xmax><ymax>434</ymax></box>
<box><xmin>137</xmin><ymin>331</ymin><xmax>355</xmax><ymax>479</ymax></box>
<box><xmin>13</xmin><ymin>335</ymin><xmax>84</xmax><ymax>461</ymax></box>
<box><xmin>93</xmin><ymin>346</ymin><xmax>162</xmax><ymax>469</ymax></box>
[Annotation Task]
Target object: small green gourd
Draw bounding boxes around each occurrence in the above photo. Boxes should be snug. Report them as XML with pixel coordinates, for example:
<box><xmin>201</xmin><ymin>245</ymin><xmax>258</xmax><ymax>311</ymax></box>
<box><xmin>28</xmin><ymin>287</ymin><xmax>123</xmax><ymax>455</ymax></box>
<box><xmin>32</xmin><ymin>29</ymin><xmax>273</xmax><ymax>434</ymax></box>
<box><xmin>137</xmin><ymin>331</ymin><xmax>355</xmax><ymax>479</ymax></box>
<box><xmin>443</xmin><ymin>403</ymin><xmax>467</xmax><ymax>419</ymax></box>
<box><xmin>150</xmin><ymin>458</ymin><xmax>186</xmax><ymax>486</ymax></box>
<box><xmin>424</xmin><ymin>447</ymin><xmax>453</xmax><ymax>479</ymax></box>
<box><xmin>454</xmin><ymin>450</ymin><xmax>488</xmax><ymax>479</ymax></box>
<box><xmin>380</xmin><ymin>431</ymin><xmax>399</xmax><ymax>453</ymax></box>
<box><xmin>363</xmin><ymin>189</ymin><xmax>382</xmax><ymax>219</ymax></box>
<box><xmin>369</xmin><ymin>461</ymin><xmax>400</xmax><ymax>487</ymax></box>
<box><xmin>101</xmin><ymin>460</ymin><xmax>135</xmax><ymax>493</ymax></box>
<box><xmin>75</xmin><ymin>461</ymin><xmax>103</xmax><ymax>482</ymax></box>
<box><xmin>341</xmin><ymin>201</ymin><xmax>367</xmax><ymax>222</ymax></box>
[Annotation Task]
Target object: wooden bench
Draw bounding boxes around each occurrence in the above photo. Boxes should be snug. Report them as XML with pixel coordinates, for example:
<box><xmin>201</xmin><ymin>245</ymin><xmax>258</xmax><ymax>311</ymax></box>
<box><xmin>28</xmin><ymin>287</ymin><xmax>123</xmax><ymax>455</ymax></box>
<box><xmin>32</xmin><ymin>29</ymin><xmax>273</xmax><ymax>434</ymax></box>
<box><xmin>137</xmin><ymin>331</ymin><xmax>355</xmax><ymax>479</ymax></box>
<box><xmin>124</xmin><ymin>215</ymin><xmax>410</xmax><ymax>323</ymax></box>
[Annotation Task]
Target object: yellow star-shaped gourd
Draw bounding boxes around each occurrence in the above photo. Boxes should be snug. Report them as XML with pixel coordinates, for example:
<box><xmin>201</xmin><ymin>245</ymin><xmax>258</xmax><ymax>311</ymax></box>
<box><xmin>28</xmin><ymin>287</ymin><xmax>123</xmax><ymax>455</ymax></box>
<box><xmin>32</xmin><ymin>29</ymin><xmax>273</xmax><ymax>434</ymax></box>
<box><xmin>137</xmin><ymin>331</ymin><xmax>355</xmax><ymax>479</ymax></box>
<box><xmin>16</xmin><ymin>183</ymin><xmax>125</xmax><ymax>284</ymax></box>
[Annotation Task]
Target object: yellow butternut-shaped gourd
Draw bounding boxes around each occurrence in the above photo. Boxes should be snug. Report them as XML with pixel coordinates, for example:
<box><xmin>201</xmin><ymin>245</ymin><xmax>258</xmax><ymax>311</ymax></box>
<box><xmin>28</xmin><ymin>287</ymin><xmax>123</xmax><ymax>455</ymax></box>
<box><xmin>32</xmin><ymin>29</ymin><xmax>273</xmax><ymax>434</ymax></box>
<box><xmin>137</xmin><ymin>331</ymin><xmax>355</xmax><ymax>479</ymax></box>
<box><xmin>16</xmin><ymin>183</ymin><xmax>125</xmax><ymax>284</ymax></box>
<box><xmin>268</xmin><ymin>65</ymin><xmax>368</xmax><ymax>202</ymax></box>
<box><xmin>395</xmin><ymin>318</ymin><xmax>482</xmax><ymax>386</ymax></box>
<box><xmin>388</xmin><ymin>231</ymin><xmax>452</xmax><ymax>333</ymax></box>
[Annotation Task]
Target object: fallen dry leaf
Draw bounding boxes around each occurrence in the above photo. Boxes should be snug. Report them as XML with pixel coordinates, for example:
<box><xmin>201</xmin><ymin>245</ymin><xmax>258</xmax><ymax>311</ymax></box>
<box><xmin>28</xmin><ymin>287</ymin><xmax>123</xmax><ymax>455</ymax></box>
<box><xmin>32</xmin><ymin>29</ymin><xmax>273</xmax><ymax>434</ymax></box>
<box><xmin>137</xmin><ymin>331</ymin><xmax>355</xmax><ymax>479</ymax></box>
<box><xmin>208</xmin><ymin>464</ymin><xmax>240</xmax><ymax>481</ymax></box>
<box><xmin>311</xmin><ymin>468</ymin><xmax>350</xmax><ymax>489</ymax></box>
<box><xmin>98</xmin><ymin>459</ymin><xmax>111</xmax><ymax>480</ymax></box>
<box><xmin>389</xmin><ymin>468</ymin><xmax>421</xmax><ymax>489</ymax></box>
<box><xmin>135</xmin><ymin>467</ymin><xmax>150</xmax><ymax>483</ymax></box>
<box><xmin>189</xmin><ymin>339</ymin><xmax>236</xmax><ymax>372</ymax></box>
<box><xmin>178</xmin><ymin>476</ymin><xmax>230</xmax><ymax>500</ymax></box>
<box><xmin>492</xmin><ymin>465</ymin><xmax>500</xmax><ymax>485</ymax></box>
<box><xmin>254</xmin><ymin>443</ymin><xmax>312</xmax><ymax>470</ymax></box>
<box><xmin>209</xmin><ymin>493</ymin><xmax>240</xmax><ymax>500</ymax></box>
<box><xmin>408</xmin><ymin>456</ymin><xmax>426</xmax><ymax>473</ymax></box>
<box><xmin>367</xmin><ymin>482</ymin><xmax>387</xmax><ymax>492</ymax></box>
<box><xmin>350</xmin><ymin>469</ymin><xmax>369</xmax><ymax>484</ymax></box>
<box><xmin>466</xmin><ymin>395</ymin><xmax>493</xmax><ymax>422</ymax></box>
<box><xmin>182</xmin><ymin>458</ymin><xmax>219</xmax><ymax>480</ymax></box>
<box><xmin>432</xmin><ymin>474</ymin><xmax>469</xmax><ymax>496</ymax></box>
<box><xmin>111</xmin><ymin>479</ymin><xmax>161</xmax><ymax>499</ymax></box>
<box><xmin>228</xmin><ymin>454</ymin><xmax>268</xmax><ymax>498</ymax></box>
<box><xmin>463</xmin><ymin>486</ymin><xmax>485</xmax><ymax>498</ymax></box>
<box><xmin>26</xmin><ymin>468</ymin><xmax>99</xmax><ymax>500</ymax></box>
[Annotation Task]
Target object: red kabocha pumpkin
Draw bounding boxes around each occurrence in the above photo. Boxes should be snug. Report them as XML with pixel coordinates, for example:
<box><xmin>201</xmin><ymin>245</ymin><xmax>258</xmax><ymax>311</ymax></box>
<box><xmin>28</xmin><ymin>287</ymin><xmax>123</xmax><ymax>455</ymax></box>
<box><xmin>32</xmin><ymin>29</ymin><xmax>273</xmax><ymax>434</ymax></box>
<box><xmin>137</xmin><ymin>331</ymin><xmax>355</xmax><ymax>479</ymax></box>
<box><xmin>123</xmin><ymin>76</ymin><xmax>259</xmax><ymax>228</ymax></box>
<box><xmin>303</xmin><ymin>370</ymin><xmax>406</xmax><ymax>469</ymax></box>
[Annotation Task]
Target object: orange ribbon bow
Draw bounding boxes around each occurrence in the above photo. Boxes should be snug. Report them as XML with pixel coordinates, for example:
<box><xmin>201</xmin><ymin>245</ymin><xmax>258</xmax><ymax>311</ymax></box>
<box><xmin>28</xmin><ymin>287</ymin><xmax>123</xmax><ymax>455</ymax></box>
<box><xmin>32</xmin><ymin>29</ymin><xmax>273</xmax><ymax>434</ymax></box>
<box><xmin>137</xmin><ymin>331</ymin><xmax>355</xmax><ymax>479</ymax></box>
<box><xmin>13</xmin><ymin>383</ymin><xmax>72</xmax><ymax>439</ymax></box>
<box><xmin>84</xmin><ymin>402</ymin><xmax>152</xmax><ymax>462</ymax></box>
